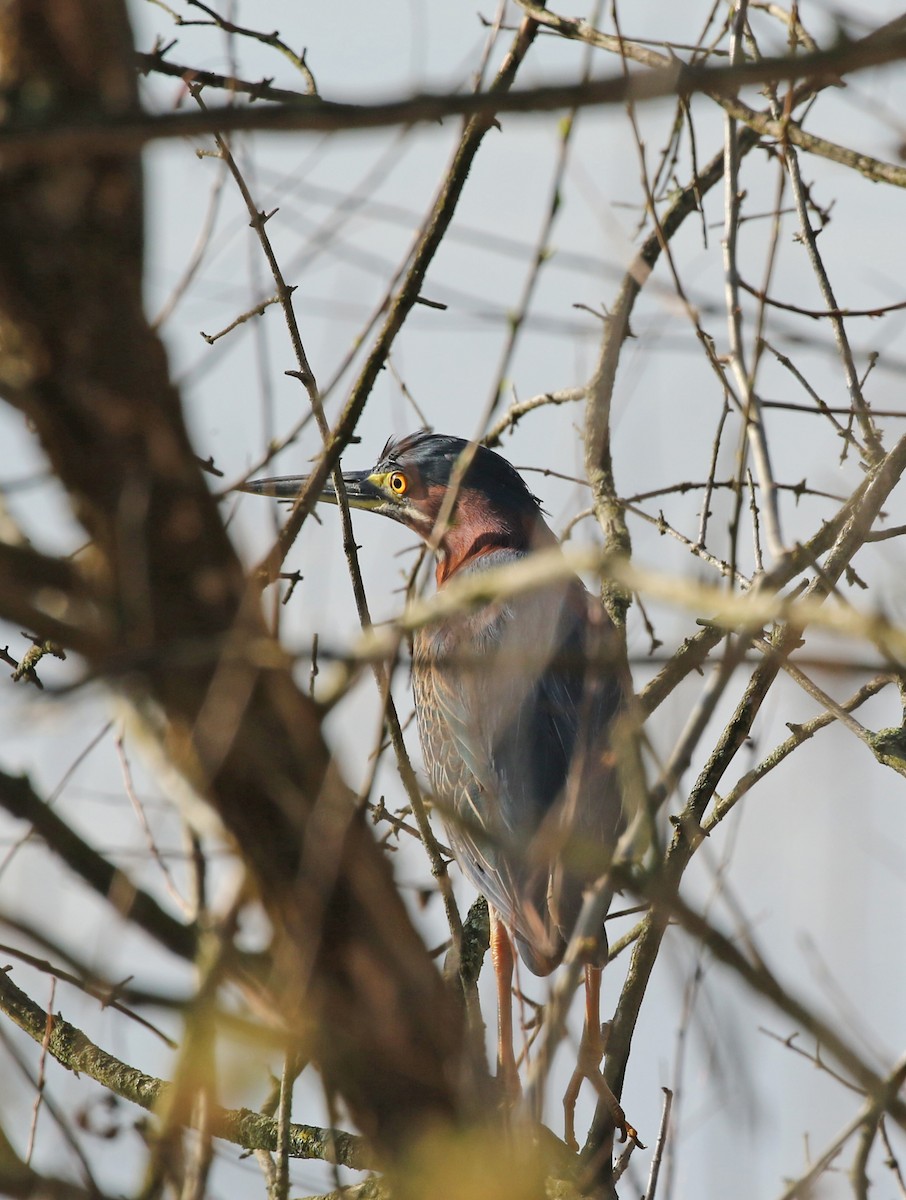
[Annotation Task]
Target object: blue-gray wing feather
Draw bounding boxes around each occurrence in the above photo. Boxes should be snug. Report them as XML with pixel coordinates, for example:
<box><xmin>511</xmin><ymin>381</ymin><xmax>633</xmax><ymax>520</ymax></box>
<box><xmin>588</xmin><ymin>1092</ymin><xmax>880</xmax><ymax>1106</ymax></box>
<box><xmin>413</xmin><ymin>550</ymin><xmax>625</xmax><ymax>974</ymax></box>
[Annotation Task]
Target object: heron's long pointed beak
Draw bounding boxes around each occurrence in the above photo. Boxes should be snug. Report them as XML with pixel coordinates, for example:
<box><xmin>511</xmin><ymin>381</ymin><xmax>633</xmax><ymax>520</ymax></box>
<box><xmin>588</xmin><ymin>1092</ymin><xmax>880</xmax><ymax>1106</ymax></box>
<box><xmin>239</xmin><ymin>469</ymin><xmax>386</xmax><ymax>510</ymax></box>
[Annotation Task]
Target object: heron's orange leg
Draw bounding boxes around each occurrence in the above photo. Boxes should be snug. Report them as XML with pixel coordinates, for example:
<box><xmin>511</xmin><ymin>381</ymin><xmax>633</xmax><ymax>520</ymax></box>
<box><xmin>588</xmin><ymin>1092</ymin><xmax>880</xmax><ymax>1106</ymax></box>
<box><xmin>490</xmin><ymin>910</ymin><xmax>520</xmax><ymax>1099</ymax></box>
<box><xmin>564</xmin><ymin>965</ymin><xmax>636</xmax><ymax>1150</ymax></box>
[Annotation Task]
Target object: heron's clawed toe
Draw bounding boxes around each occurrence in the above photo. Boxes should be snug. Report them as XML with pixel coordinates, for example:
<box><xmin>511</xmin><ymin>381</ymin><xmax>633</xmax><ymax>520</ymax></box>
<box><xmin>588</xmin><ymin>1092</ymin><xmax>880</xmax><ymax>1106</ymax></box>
<box><xmin>563</xmin><ymin>1021</ymin><xmax>642</xmax><ymax>1151</ymax></box>
<box><xmin>563</xmin><ymin>1018</ymin><xmax>606</xmax><ymax>1149</ymax></box>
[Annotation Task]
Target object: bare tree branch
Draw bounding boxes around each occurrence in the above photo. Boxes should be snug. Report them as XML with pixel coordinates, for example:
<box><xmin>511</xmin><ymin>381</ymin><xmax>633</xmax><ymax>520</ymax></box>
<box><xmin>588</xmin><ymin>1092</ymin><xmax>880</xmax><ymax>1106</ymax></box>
<box><xmin>0</xmin><ymin>967</ymin><xmax>370</xmax><ymax>1170</ymax></box>
<box><xmin>2</xmin><ymin>19</ymin><xmax>906</xmax><ymax>162</ymax></box>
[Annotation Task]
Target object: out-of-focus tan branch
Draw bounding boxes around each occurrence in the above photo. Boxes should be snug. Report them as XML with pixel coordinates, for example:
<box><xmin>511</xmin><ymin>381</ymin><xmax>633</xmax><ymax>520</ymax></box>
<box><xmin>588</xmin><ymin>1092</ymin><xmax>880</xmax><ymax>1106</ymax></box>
<box><xmin>334</xmin><ymin>527</ymin><xmax>906</xmax><ymax>668</ymax></box>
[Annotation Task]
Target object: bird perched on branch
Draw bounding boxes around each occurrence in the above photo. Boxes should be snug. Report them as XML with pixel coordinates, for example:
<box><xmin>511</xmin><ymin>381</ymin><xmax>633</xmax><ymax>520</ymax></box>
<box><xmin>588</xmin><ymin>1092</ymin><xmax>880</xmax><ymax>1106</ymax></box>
<box><xmin>244</xmin><ymin>430</ymin><xmax>634</xmax><ymax>1146</ymax></box>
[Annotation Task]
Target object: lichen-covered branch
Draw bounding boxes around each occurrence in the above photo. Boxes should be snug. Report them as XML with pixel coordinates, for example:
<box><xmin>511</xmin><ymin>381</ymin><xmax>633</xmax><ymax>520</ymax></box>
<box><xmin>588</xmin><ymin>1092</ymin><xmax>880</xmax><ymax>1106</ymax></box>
<box><xmin>0</xmin><ymin>968</ymin><xmax>370</xmax><ymax>1170</ymax></box>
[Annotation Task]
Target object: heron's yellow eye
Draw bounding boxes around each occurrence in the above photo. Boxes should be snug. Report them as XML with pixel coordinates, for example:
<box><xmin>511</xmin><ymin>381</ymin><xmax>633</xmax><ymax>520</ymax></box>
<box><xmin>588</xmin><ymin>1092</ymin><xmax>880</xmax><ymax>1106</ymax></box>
<box><xmin>389</xmin><ymin>471</ymin><xmax>408</xmax><ymax>496</ymax></box>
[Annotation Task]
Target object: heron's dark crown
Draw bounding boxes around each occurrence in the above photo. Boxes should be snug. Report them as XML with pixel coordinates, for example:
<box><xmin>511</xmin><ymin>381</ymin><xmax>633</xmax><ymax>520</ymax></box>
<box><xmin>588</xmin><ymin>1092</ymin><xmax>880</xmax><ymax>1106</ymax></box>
<box><xmin>376</xmin><ymin>430</ymin><xmax>543</xmax><ymax>518</ymax></box>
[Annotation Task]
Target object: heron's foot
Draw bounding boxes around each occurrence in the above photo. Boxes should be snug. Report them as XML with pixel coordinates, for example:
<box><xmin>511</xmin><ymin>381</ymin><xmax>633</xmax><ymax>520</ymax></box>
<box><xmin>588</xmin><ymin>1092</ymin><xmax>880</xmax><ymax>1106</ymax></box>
<box><xmin>563</xmin><ymin>1018</ymin><xmax>605</xmax><ymax>1150</ymax></box>
<box><xmin>563</xmin><ymin>1021</ymin><xmax>639</xmax><ymax>1151</ymax></box>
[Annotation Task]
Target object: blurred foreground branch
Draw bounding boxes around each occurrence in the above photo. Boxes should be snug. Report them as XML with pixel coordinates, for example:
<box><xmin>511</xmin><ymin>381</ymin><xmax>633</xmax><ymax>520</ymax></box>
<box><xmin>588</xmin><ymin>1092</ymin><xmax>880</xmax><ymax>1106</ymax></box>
<box><xmin>0</xmin><ymin>0</ymin><xmax>472</xmax><ymax>1156</ymax></box>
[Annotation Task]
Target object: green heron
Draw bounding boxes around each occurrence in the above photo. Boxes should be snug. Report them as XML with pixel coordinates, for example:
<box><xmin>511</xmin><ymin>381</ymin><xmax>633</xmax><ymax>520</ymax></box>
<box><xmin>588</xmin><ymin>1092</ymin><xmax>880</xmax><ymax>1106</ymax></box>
<box><xmin>244</xmin><ymin>431</ymin><xmax>631</xmax><ymax>1145</ymax></box>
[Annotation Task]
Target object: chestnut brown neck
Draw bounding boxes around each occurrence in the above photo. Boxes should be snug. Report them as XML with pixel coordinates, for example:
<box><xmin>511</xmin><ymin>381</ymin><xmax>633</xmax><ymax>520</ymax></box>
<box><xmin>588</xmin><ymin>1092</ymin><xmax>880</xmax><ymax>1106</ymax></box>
<box><xmin>434</xmin><ymin>510</ymin><xmax>556</xmax><ymax>586</ymax></box>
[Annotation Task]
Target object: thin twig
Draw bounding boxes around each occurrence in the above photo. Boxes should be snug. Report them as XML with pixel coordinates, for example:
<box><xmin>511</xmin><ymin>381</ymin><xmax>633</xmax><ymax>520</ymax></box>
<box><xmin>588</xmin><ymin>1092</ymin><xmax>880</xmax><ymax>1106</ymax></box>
<box><xmin>24</xmin><ymin>977</ymin><xmax>55</xmax><ymax>1164</ymax></box>
<box><xmin>778</xmin><ymin>94</ymin><xmax>885</xmax><ymax>461</ymax></box>
<box><xmin>645</xmin><ymin>1087</ymin><xmax>673</xmax><ymax>1200</ymax></box>
<box><xmin>722</xmin><ymin>0</ymin><xmax>784</xmax><ymax>558</ymax></box>
<box><xmin>704</xmin><ymin>674</ymin><xmax>893</xmax><ymax>831</ymax></box>
<box><xmin>116</xmin><ymin>730</ymin><xmax>191</xmax><ymax>918</ymax></box>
